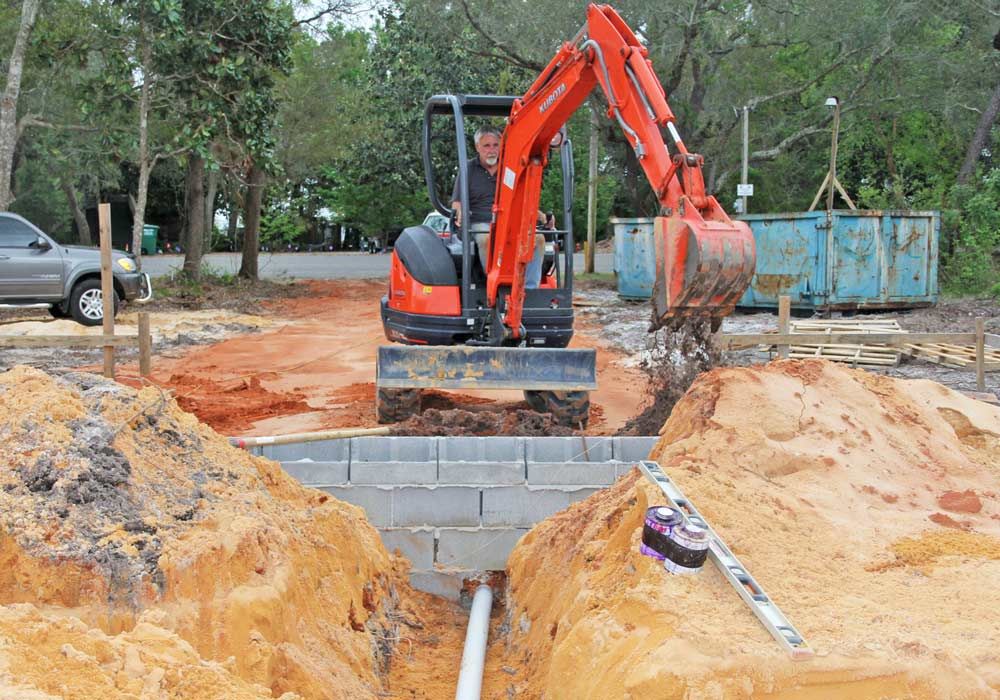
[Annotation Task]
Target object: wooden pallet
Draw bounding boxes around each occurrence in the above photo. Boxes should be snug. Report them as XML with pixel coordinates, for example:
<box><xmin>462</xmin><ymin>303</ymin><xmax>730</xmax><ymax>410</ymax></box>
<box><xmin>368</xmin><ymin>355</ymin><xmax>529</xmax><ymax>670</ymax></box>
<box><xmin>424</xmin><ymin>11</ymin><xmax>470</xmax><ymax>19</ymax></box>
<box><xmin>901</xmin><ymin>342</ymin><xmax>1000</xmax><ymax>371</ymax></box>
<box><xmin>764</xmin><ymin>318</ymin><xmax>906</xmax><ymax>367</ymax></box>
<box><xmin>788</xmin><ymin>344</ymin><xmax>900</xmax><ymax>366</ymax></box>
<box><xmin>790</xmin><ymin>318</ymin><xmax>905</xmax><ymax>333</ymax></box>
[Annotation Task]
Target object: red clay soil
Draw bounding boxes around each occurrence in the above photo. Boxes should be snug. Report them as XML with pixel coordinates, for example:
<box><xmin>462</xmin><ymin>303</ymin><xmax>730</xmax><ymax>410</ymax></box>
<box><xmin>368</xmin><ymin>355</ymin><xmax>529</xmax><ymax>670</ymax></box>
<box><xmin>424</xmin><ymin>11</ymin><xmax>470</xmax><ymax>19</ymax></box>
<box><xmin>118</xmin><ymin>279</ymin><xmax>646</xmax><ymax>437</ymax></box>
<box><xmin>938</xmin><ymin>489</ymin><xmax>984</xmax><ymax>514</ymax></box>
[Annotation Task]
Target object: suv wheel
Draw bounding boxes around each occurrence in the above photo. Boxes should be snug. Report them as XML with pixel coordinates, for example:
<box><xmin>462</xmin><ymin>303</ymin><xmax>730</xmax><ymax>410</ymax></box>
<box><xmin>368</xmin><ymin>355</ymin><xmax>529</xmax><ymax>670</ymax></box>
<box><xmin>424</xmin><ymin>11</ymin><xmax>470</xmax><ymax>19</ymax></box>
<box><xmin>70</xmin><ymin>278</ymin><xmax>119</xmax><ymax>327</ymax></box>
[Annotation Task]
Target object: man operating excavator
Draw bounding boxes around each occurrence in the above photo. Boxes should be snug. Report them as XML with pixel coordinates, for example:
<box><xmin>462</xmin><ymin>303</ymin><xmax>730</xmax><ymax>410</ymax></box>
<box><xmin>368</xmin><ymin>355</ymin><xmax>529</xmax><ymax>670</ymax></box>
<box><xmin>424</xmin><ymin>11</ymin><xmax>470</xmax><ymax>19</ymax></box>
<box><xmin>451</xmin><ymin>125</ymin><xmax>553</xmax><ymax>288</ymax></box>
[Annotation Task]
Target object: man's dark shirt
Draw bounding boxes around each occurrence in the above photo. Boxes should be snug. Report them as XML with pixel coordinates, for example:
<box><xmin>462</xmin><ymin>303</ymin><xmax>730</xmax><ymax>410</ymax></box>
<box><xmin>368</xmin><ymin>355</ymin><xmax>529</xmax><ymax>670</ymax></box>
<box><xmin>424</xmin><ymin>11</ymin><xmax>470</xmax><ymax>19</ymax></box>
<box><xmin>452</xmin><ymin>158</ymin><xmax>497</xmax><ymax>224</ymax></box>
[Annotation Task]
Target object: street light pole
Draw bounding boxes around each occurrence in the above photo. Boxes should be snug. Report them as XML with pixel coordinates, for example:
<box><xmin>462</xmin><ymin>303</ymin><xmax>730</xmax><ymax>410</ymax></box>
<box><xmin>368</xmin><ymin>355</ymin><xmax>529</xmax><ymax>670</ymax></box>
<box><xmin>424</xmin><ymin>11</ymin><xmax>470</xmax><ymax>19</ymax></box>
<box><xmin>808</xmin><ymin>96</ymin><xmax>856</xmax><ymax>212</ymax></box>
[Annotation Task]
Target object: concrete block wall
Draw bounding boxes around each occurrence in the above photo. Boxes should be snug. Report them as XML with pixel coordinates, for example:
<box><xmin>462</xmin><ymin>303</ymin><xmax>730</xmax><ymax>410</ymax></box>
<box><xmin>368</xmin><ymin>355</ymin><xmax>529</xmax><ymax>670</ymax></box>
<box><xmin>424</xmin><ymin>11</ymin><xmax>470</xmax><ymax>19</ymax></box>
<box><xmin>254</xmin><ymin>435</ymin><xmax>657</xmax><ymax>599</ymax></box>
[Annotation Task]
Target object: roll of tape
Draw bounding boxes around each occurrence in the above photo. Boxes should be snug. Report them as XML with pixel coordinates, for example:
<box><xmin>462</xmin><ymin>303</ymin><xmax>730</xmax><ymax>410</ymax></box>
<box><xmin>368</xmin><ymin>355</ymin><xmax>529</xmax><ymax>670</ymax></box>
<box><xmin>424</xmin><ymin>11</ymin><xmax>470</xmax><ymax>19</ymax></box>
<box><xmin>640</xmin><ymin>506</ymin><xmax>683</xmax><ymax>561</ymax></box>
<box><xmin>640</xmin><ymin>506</ymin><xmax>709</xmax><ymax>575</ymax></box>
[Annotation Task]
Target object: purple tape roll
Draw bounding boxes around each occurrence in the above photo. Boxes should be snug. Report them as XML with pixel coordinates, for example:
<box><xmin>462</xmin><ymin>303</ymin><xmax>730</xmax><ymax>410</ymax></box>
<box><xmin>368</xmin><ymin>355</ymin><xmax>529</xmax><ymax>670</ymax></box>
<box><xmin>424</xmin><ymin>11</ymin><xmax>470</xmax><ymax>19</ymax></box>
<box><xmin>640</xmin><ymin>506</ymin><xmax>683</xmax><ymax>560</ymax></box>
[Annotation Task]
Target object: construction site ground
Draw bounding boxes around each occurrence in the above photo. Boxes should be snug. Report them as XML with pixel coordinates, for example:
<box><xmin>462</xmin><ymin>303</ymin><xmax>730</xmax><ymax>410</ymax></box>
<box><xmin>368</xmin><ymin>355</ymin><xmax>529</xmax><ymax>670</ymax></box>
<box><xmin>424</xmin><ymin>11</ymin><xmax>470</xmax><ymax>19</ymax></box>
<box><xmin>2</xmin><ymin>276</ymin><xmax>1000</xmax><ymax>699</ymax></box>
<box><xmin>1</xmin><ymin>277</ymin><xmax>996</xmax><ymax>437</ymax></box>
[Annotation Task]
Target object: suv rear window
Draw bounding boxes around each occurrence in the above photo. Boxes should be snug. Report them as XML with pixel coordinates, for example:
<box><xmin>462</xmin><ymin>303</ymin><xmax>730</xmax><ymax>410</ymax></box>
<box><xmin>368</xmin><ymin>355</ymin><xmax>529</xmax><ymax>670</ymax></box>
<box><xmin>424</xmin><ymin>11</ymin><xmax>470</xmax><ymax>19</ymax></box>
<box><xmin>0</xmin><ymin>218</ymin><xmax>39</xmax><ymax>247</ymax></box>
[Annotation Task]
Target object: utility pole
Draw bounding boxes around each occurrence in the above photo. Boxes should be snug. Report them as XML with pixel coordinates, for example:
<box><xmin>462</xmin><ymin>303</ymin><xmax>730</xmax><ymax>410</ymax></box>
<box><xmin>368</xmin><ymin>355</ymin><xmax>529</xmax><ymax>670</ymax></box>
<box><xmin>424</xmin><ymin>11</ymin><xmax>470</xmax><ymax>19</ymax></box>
<box><xmin>586</xmin><ymin>109</ymin><xmax>598</xmax><ymax>274</ymax></box>
<box><xmin>740</xmin><ymin>105</ymin><xmax>749</xmax><ymax>215</ymax></box>
<box><xmin>825</xmin><ymin>98</ymin><xmax>840</xmax><ymax>213</ymax></box>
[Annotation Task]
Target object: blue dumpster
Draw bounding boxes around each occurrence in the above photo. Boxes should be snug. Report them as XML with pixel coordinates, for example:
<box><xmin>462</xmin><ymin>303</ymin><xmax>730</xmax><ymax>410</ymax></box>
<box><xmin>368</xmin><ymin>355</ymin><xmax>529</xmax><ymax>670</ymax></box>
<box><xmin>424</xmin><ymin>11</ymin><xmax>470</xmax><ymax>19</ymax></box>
<box><xmin>737</xmin><ymin>210</ymin><xmax>939</xmax><ymax>310</ymax></box>
<box><xmin>612</xmin><ymin>217</ymin><xmax>656</xmax><ymax>300</ymax></box>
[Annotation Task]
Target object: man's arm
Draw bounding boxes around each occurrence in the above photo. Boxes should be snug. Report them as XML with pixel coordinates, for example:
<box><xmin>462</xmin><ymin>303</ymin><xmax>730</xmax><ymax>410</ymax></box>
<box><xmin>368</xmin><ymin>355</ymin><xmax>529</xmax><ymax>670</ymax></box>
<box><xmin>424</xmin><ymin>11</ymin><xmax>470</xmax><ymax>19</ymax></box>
<box><xmin>452</xmin><ymin>200</ymin><xmax>462</xmax><ymax>228</ymax></box>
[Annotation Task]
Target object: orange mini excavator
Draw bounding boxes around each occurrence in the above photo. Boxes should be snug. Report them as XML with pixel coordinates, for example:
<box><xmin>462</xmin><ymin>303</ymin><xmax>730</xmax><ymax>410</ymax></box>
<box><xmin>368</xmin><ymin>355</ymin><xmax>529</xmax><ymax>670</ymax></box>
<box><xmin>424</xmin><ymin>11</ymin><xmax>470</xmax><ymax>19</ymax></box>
<box><xmin>377</xmin><ymin>3</ymin><xmax>755</xmax><ymax>426</ymax></box>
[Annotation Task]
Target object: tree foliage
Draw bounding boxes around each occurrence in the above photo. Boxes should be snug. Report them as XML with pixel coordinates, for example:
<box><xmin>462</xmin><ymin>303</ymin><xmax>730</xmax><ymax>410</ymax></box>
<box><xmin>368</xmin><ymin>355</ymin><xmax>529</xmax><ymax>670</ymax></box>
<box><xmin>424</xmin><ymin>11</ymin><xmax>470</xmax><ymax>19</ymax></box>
<box><xmin>2</xmin><ymin>0</ymin><xmax>999</xmax><ymax>290</ymax></box>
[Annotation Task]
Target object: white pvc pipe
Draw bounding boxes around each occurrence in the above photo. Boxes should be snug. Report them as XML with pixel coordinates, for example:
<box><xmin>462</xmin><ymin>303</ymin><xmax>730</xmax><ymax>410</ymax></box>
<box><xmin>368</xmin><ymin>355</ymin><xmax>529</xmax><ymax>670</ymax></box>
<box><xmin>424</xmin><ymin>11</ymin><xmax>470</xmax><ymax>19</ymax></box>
<box><xmin>455</xmin><ymin>585</ymin><xmax>494</xmax><ymax>700</ymax></box>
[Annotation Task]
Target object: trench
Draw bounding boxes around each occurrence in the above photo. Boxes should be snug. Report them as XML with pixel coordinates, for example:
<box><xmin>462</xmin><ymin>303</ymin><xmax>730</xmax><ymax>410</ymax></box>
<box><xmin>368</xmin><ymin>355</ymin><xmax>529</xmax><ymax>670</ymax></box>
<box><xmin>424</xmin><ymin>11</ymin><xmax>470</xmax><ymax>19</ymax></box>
<box><xmin>5</xmin><ymin>361</ymin><xmax>1000</xmax><ymax>699</ymax></box>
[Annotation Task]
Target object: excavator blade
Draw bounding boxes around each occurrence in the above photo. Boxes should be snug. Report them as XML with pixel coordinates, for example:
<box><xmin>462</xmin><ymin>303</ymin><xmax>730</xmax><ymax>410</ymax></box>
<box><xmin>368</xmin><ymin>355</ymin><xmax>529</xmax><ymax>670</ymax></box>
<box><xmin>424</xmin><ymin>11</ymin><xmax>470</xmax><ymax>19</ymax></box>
<box><xmin>377</xmin><ymin>345</ymin><xmax>597</xmax><ymax>391</ymax></box>
<box><xmin>651</xmin><ymin>198</ymin><xmax>756</xmax><ymax>330</ymax></box>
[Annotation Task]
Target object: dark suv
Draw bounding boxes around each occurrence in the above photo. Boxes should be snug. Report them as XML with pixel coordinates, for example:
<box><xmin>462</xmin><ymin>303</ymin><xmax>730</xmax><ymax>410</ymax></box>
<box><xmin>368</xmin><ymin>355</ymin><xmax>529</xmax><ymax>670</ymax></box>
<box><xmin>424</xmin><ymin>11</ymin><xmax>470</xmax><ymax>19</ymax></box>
<box><xmin>0</xmin><ymin>213</ymin><xmax>152</xmax><ymax>326</ymax></box>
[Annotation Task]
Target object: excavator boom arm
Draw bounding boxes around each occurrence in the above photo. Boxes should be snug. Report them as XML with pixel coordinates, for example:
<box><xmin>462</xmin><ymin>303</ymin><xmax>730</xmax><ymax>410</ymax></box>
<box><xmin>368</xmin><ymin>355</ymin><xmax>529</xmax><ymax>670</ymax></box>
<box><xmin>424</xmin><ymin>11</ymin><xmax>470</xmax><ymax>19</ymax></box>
<box><xmin>487</xmin><ymin>3</ymin><xmax>755</xmax><ymax>339</ymax></box>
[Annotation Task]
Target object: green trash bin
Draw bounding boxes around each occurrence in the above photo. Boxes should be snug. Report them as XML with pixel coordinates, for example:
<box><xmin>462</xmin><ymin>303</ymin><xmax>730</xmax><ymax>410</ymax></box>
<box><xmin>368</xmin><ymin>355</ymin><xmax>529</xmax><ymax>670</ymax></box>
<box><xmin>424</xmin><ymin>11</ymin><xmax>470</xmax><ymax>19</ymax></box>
<box><xmin>141</xmin><ymin>224</ymin><xmax>159</xmax><ymax>255</ymax></box>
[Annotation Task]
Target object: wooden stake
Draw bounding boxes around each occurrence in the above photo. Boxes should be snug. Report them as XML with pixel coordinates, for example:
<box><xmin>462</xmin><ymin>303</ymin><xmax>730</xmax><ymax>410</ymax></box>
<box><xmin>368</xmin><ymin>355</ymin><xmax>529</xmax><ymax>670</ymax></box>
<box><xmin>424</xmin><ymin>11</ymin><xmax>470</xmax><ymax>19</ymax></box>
<box><xmin>778</xmin><ymin>295</ymin><xmax>791</xmax><ymax>359</ymax></box>
<box><xmin>138</xmin><ymin>311</ymin><xmax>152</xmax><ymax>377</ymax></box>
<box><xmin>98</xmin><ymin>203</ymin><xmax>115</xmax><ymax>378</ymax></box>
<box><xmin>976</xmin><ymin>318</ymin><xmax>986</xmax><ymax>392</ymax></box>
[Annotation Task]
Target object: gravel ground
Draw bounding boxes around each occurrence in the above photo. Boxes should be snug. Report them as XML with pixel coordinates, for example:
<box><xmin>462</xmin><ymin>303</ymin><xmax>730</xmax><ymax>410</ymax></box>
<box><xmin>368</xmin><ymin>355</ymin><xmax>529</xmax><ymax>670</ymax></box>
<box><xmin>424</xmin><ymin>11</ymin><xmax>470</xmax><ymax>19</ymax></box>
<box><xmin>576</xmin><ymin>289</ymin><xmax>1000</xmax><ymax>398</ymax></box>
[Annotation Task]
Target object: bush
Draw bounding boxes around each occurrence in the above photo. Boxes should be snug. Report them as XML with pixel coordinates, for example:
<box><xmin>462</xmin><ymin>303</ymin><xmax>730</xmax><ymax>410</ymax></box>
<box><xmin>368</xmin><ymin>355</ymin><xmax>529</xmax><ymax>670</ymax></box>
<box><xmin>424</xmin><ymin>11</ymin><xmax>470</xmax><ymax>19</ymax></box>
<box><xmin>942</xmin><ymin>169</ymin><xmax>1000</xmax><ymax>295</ymax></box>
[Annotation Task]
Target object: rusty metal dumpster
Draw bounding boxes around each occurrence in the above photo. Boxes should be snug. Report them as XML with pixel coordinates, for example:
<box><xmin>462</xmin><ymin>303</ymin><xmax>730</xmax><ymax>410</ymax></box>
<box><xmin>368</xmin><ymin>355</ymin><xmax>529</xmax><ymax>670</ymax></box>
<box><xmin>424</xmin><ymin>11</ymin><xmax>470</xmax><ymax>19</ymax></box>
<box><xmin>737</xmin><ymin>210</ymin><xmax>939</xmax><ymax>310</ymax></box>
<box><xmin>612</xmin><ymin>217</ymin><xmax>656</xmax><ymax>300</ymax></box>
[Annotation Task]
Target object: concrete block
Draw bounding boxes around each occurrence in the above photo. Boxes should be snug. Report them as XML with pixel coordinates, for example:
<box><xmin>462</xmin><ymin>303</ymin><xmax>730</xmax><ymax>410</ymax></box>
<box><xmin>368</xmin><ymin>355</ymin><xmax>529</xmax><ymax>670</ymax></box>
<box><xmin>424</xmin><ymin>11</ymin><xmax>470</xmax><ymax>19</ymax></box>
<box><xmin>612</xmin><ymin>436</ymin><xmax>658</xmax><ymax>463</ymax></box>
<box><xmin>262</xmin><ymin>438</ymin><xmax>350</xmax><ymax>463</ymax></box>
<box><xmin>481</xmin><ymin>485</ymin><xmax>602</xmax><ymax>527</ymax></box>
<box><xmin>409</xmin><ymin>570</ymin><xmax>465</xmax><ymax>601</ymax></box>
<box><xmin>436</xmin><ymin>528</ymin><xmax>529</xmax><ymax>570</ymax></box>
<box><xmin>525</xmin><ymin>436</ymin><xmax>612</xmax><ymax>463</ymax></box>
<box><xmin>379</xmin><ymin>528</ymin><xmax>435</xmax><ymax>569</ymax></box>
<box><xmin>352</xmin><ymin>436</ymin><xmax>435</xmax><ymax>463</ymax></box>
<box><xmin>527</xmin><ymin>461</ymin><xmax>617</xmax><ymax>486</ymax></box>
<box><xmin>280</xmin><ymin>460</ymin><xmax>349</xmax><ymax>485</ymax></box>
<box><xmin>392</xmin><ymin>486</ymin><xmax>480</xmax><ymax>527</ymax></box>
<box><xmin>320</xmin><ymin>485</ymin><xmax>392</xmax><ymax>527</ymax></box>
<box><xmin>351</xmin><ymin>461</ymin><xmax>437</xmax><ymax>485</ymax></box>
<box><xmin>439</xmin><ymin>437</ymin><xmax>523</xmax><ymax>463</ymax></box>
<box><xmin>615</xmin><ymin>461</ymin><xmax>641</xmax><ymax>480</ymax></box>
<box><xmin>438</xmin><ymin>437</ymin><xmax>525</xmax><ymax>485</ymax></box>
<box><xmin>439</xmin><ymin>461</ymin><xmax>524</xmax><ymax>485</ymax></box>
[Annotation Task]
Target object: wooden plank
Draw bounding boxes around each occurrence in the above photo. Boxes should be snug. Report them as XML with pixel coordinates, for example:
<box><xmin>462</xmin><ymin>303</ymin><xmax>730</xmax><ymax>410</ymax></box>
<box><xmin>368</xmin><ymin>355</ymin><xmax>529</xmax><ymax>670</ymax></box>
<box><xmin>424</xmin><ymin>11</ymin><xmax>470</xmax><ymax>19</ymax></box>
<box><xmin>792</xmin><ymin>319</ymin><xmax>902</xmax><ymax>330</ymax></box>
<box><xmin>778</xmin><ymin>295</ymin><xmax>790</xmax><ymax>359</ymax></box>
<box><xmin>787</xmin><ymin>346</ymin><xmax>898</xmax><ymax>357</ymax></box>
<box><xmin>99</xmin><ymin>203</ymin><xmax>115</xmax><ymax>379</ymax></box>
<box><xmin>788</xmin><ymin>343</ymin><xmax>898</xmax><ymax>352</ymax></box>
<box><xmin>138</xmin><ymin>312</ymin><xmax>152</xmax><ymax>377</ymax></box>
<box><xmin>0</xmin><ymin>335</ymin><xmax>138</xmax><ymax>348</ymax></box>
<box><xmin>977</xmin><ymin>318</ymin><xmax>986</xmax><ymax>391</ymax></box>
<box><xmin>900</xmin><ymin>343</ymin><xmax>1000</xmax><ymax>371</ymax></box>
<box><xmin>718</xmin><ymin>332</ymin><xmax>977</xmax><ymax>348</ymax></box>
<box><xmin>789</xmin><ymin>356</ymin><xmax>896</xmax><ymax>365</ymax></box>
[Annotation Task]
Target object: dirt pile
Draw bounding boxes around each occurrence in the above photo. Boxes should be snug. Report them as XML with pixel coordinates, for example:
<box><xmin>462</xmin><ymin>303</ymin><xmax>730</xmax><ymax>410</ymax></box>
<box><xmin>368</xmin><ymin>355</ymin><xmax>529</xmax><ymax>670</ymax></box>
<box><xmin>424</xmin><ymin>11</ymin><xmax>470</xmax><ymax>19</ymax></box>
<box><xmin>159</xmin><ymin>372</ymin><xmax>314</xmax><ymax>435</ymax></box>
<box><xmin>497</xmin><ymin>359</ymin><xmax>1000</xmax><ymax>699</ymax></box>
<box><xmin>390</xmin><ymin>407</ymin><xmax>575</xmax><ymax>437</ymax></box>
<box><xmin>0</xmin><ymin>365</ymin><xmax>426</xmax><ymax>699</ymax></box>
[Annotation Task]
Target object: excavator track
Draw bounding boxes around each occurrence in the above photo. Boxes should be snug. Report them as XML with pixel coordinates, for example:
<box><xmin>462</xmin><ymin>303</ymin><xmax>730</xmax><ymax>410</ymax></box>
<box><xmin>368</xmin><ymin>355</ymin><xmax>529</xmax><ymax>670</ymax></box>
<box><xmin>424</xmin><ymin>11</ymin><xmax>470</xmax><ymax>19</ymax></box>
<box><xmin>523</xmin><ymin>390</ymin><xmax>590</xmax><ymax>428</ymax></box>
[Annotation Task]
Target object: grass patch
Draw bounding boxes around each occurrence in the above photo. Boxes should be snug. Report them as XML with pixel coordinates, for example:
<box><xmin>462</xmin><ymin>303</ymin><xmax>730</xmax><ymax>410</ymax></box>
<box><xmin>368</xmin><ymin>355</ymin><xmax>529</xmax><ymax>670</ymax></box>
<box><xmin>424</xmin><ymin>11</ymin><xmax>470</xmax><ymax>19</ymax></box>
<box><xmin>573</xmin><ymin>271</ymin><xmax>617</xmax><ymax>291</ymax></box>
<box><xmin>145</xmin><ymin>264</ymin><xmax>309</xmax><ymax>315</ymax></box>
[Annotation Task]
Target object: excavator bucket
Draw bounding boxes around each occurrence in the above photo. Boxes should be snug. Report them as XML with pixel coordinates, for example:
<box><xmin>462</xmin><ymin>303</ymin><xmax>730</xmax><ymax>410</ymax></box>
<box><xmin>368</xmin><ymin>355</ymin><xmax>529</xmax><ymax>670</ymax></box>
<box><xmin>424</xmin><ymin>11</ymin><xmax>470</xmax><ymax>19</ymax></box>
<box><xmin>651</xmin><ymin>197</ymin><xmax>756</xmax><ymax>330</ymax></box>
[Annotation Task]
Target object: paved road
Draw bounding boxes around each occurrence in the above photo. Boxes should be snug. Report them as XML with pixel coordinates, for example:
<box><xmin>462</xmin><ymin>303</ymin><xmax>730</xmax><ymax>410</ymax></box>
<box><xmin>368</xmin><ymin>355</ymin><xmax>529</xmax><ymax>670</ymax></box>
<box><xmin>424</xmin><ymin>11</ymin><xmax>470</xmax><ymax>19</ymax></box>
<box><xmin>140</xmin><ymin>251</ymin><xmax>615</xmax><ymax>280</ymax></box>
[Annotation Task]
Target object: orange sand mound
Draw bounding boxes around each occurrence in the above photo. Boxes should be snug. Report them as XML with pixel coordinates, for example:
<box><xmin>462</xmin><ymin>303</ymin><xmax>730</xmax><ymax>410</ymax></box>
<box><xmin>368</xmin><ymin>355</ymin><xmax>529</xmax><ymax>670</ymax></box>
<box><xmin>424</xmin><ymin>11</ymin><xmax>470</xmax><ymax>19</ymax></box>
<box><xmin>498</xmin><ymin>360</ymin><xmax>1000</xmax><ymax>699</ymax></box>
<box><xmin>0</xmin><ymin>366</ymin><xmax>427</xmax><ymax>699</ymax></box>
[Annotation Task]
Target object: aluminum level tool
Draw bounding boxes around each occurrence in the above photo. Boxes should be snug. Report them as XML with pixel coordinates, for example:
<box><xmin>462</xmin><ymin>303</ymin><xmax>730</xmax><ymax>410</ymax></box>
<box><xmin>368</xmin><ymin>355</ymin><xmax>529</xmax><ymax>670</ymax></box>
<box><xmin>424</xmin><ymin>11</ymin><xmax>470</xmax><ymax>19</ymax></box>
<box><xmin>637</xmin><ymin>460</ymin><xmax>813</xmax><ymax>660</ymax></box>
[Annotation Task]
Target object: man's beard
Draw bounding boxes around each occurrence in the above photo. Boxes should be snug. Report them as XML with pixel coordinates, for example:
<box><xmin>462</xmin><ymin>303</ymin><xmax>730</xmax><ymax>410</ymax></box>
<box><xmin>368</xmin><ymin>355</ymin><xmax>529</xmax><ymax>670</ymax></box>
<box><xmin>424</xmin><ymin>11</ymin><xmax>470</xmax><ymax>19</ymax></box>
<box><xmin>485</xmin><ymin>155</ymin><xmax>499</xmax><ymax>166</ymax></box>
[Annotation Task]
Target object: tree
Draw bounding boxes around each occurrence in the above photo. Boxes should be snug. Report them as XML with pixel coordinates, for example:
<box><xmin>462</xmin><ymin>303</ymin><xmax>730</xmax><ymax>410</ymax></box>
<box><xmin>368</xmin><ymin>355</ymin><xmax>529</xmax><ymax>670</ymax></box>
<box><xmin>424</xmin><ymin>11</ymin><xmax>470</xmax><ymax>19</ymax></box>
<box><xmin>144</xmin><ymin>0</ymin><xmax>295</xmax><ymax>280</ymax></box>
<box><xmin>957</xmin><ymin>30</ymin><xmax>1000</xmax><ymax>184</ymax></box>
<box><xmin>0</xmin><ymin>0</ymin><xmax>41</xmax><ymax>210</ymax></box>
